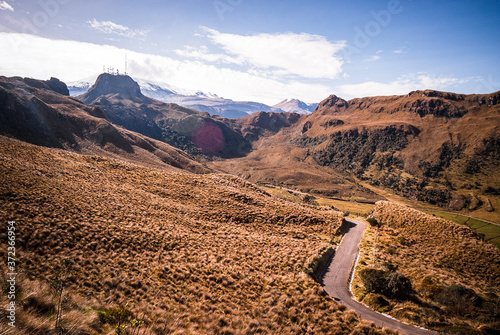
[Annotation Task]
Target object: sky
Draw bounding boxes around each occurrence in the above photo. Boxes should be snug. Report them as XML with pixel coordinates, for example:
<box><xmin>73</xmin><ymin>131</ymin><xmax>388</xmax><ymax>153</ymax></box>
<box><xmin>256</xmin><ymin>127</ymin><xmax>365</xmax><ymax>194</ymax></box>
<box><xmin>0</xmin><ymin>0</ymin><xmax>499</xmax><ymax>105</ymax></box>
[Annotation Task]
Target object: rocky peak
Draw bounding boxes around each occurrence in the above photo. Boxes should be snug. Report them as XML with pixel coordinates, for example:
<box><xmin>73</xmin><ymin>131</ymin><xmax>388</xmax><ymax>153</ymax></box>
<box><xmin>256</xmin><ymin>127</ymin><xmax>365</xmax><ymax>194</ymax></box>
<box><xmin>19</xmin><ymin>77</ymin><xmax>69</xmax><ymax>96</ymax></box>
<box><xmin>79</xmin><ymin>73</ymin><xmax>144</xmax><ymax>104</ymax></box>
<box><xmin>407</xmin><ymin>90</ymin><xmax>465</xmax><ymax>101</ymax></box>
<box><xmin>44</xmin><ymin>77</ymin><xmax>69</xmax><ymax>96</ymax></box>
<box><xmin>315</xmin><ymin>94</ymin><xmax>348</xmax><ymax>112</ymax></box>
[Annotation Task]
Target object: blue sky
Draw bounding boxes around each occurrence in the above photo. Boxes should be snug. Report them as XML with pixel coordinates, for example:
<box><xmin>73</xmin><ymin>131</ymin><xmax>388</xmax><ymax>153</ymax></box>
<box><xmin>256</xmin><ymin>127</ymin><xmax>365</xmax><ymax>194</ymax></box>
<box><xmin>0</xmin><ymin>0</ymin><xmax>499</xmax><ymax>104</ymax></box>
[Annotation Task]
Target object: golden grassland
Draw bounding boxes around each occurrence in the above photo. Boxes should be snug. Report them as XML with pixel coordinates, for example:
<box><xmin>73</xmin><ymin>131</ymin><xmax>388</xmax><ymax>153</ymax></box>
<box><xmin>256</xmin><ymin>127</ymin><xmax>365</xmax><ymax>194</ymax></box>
<box><xmin>0</xmin><ymin>137</ymin><xmax>398</xmax><ymax>335</ymax></box>
<box><xmin>353</xmin><ymin>202</ymin><xmax>500</xmax><ymax>334</ymax></box>
<box><xmin>261</xmin><ymin>185</ymin><xmax>374</xmax><ymax>217</ymax></box>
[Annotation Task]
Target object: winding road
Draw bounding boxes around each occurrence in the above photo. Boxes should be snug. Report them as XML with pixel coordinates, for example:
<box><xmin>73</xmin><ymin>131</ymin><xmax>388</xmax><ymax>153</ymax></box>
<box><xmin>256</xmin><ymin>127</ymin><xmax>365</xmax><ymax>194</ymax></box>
<box><xmin>321</xmin><ymin>219</ymin><xmax>435</xmax><ymax>334</ymax></box>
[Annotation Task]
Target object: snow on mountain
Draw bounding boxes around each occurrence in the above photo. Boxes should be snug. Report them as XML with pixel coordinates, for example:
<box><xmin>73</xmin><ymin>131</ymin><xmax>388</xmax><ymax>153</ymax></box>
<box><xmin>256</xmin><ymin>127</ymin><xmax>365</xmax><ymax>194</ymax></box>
<box><xmin>272</xmin><ymin>98</ymin><xmax>317</xmax><ymax>114</ymax></box>
<box><xmin>68</xmin><ymin>76</ymin><xmax>315</xmax><ymax>119</ymax></box>
<box><xmin>67</xmin><ymin>75</ymin><xmax>97</xmax><ymax>96</ymax></box>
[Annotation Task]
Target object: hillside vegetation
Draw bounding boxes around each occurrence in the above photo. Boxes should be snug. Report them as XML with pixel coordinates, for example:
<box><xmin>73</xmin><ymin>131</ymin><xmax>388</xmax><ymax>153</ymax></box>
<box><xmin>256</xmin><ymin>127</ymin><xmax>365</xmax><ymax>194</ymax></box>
<box><xmin>212</xmin><ymin>90</ymin><xmax>500</xmax><ymax>221</ymax></box>
<box><xmin>0</xmin><ymin>137</ymin><xmax>397</xmax><ymax>334</ymax></box>
<box><xmin>79</xmin><ymin>73</ymin><xmax>250</xmax><ymax>158</ymax></box>
<box><xmin>0</xmin><ymin>76</ymin><xmax>209</xmax><ymax>173</ymax></box>
<box><xmin>353</xmin><ymin>201</ymin><xmax>500</xmax><ymax>334</ymax></box>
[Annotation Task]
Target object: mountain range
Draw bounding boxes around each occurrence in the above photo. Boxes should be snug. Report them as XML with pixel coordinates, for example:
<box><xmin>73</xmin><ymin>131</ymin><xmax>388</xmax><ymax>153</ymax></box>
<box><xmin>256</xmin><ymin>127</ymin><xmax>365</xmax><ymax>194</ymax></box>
<box><xmin>273</xmin><ymin>98</ymin><xmax>318</xmax><ymax>114</ymax></box>
<box><xmin>68</xmin><ymin>76</ymin><xmax>315</xmax><ymax>119</ymax></box>
<box><xmin>1</xmin><ymin>72</ymin><xmax>499</xmax><ymax>334</ymax></box>
<box><xmin>211</xmin><ymin>90</ymin><xmax>500</xmax><ymax>221</ymax></box>
<box><xmin>5</xmin><ymin>73</ymin><xmax>499</xmax><ymax>221</ymax></box>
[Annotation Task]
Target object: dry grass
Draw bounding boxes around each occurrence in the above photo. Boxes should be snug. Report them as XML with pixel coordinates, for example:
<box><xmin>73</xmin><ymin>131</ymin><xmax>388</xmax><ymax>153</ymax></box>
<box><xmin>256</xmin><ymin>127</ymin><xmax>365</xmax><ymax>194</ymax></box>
<box><xmin>354</xmin><ymin>201</ymin><xmax>500</xmax><ymax>334</ymax></box>
<box><xmin>260</xmin><ymin>185</ymin><xmax>374</xmax><ymax>217</ymax></box>
<box><xmin>0</xmin><ymin>137</ymin><xmax>395</xmax><ymax>334</ymax></box>
<box><xmin>212</xmin><ymin>89</ymin><xmax>500</xmax><ymax>222</ymax></box>
<box><xmin>0</xmin><ymin>272</ymin><xmax>102</xmax><ymax>334</ymax></box>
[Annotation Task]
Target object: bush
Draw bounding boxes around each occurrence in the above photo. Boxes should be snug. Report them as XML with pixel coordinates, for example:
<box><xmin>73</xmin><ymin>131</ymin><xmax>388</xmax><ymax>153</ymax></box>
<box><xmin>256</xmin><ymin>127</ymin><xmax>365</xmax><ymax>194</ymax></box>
<box><xmin>386</xmin><ymin>272</ymin><xmax>412</xmax><ymax>299</ymax></box>
<box><xmin>359</xmin><ymin>268</ymin><xmax>412</xmax><ymax>299</ymax></box>
<box><xmin>366</xmin><ymin>217</ymin><xmax>379</xmax><ymax>227</ymax></box>
<box><xmin>363</xmin><ymin>293</ymin><xmax>390</xmax><ymax>312</ymax></box>
<box><xmin>359</xmin><ymin>269</ymin><xmax>388</xmax><ymax>294</ymax></box>
<box><xmin>97</xmin><ymin>306</ymin><xmax>134</xmax><ymax>325</ymax></box>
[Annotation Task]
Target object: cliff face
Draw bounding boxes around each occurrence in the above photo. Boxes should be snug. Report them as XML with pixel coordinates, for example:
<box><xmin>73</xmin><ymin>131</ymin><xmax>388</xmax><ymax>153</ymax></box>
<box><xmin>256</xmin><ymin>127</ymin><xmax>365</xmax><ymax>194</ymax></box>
<box><xmin>79</xmin><ymin>73</ymin><xmax>143</xmax><ymax>104</ymax></box>
<box><xmin>302</xmin><ymin>90</ymin><xmax>500</xmax><ymax>210</ymax></box>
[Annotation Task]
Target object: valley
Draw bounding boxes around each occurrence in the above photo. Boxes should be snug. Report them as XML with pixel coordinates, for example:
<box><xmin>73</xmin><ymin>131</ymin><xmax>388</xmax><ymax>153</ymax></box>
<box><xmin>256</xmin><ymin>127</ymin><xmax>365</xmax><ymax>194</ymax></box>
<box><xmin>0</xmin><ymin>73</ymin><xmax>499</xmax><ymax>334</ymax></box>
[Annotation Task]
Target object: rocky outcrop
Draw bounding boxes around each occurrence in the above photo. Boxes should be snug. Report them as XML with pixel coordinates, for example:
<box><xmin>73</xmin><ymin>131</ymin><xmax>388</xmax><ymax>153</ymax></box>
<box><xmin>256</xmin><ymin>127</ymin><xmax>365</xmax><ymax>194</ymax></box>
<box><xmin>79</xmin><ymin>73</ymin><xmax>143</xmax><ymax>104</ymax></box>
<box><xmin>476</xmin><ymin>91</ymin><xmax>500</xmax><ymax>107</ymax></box>
<box><xmin>407</xmin><ymin>98</ymin><xmax>465</xmax><ymax>118</ymax></box>
<box><xmin>44</xmin><ymin>77</ymin><xmax>69</xmax><ymax>96</ymax></box>
<box><xmin>235</xmin><ymin>111</ymin><xmax>302</xmax><ymax>141</ymax></box>
<box><xmin>315</xmin><ymin>94</ymin><xmax>348</xmax><ymax>112</ymax></box>
<box><xmin>408</xmin><ymin>90</ymin><xmax>466</xmax><ymax>101</ymax></box>
<box><xmin>321</xmin><ymin>119</ymin><xmax>344</xmax><ymax>129</ymax></box>
<box><xmin>314</xmin><ymin>125</ymin><xmax>420</xmax><ymax>173</ymax></box>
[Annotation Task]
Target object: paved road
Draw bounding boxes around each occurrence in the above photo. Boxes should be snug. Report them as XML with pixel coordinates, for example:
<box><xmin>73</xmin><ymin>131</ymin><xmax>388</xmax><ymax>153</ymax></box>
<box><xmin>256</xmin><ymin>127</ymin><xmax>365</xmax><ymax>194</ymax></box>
<box><xmin>321</xmin><ymin>219</ymin><xmax>435</xmax><ymax>334</ymax></box>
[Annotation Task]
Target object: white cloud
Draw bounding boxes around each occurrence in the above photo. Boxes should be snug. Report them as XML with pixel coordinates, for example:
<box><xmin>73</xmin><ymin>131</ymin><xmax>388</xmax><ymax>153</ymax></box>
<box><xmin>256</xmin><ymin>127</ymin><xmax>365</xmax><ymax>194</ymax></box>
<box><xmin>201</xmin><ymin>27</ymin><xmax>346</xmax><ymax>79</ymax></box>
<box><xmin>365</xmin><ymin>55</ymin><xmax>381</xmax><ymax>62</ymax></box>
<box><xmin>0</xmin><ymin>32</ymin><xmax>332</xmax><ymax>104</ymax></box>
<box><xmin>0</xmin><ymin>1</ymin><xmax>13</xmax><ymax>11</ymax></box>
<box><xmin>336</xmin><ymin>74</ymin><xmax>470</xmax><ymax>99</ymax></box>
<box><xmin>174</xmin><ymin>45</ymin><xmax>241</xmax><ymax>65</ymax></box>
<box><xmin>87</xmin><ymin>19</ymin><xmax>147</xmax><ymax>39</ymax></box>
<box><xmin>393</xmin><ymin>49</ymin><xmax>406</xmax><ymax>54</ymax></box>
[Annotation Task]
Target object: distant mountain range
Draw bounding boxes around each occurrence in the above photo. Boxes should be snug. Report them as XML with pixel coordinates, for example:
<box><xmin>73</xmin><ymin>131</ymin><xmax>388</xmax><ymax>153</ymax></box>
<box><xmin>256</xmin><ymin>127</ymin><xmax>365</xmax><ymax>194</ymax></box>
<box><xmin>273</xmin><ymin>98</ymin><xmax>318</xmax><ymax>114</ymax></box>
<box><xmin>4</xmin><ymin>73</ymin><xmax>499</xmax><ymax>218</ymax></box>
<box><xmin>68</xmin><ymin>77</ymin><xmax>316</xmax><ymax>118</ymax></box>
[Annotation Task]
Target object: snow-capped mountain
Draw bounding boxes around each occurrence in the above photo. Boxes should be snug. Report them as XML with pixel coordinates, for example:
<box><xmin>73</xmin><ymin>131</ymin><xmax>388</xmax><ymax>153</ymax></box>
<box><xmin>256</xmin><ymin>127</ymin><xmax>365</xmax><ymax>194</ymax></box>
<box><xmin>67</xmin><ymin>80</ymin><xmax>92</xmax><ymax>96</ymax></box>
<box><xmin>272</xmin><ymin>99</ymin><xmax>318</xmax><ymax>114</ymax></box>
<box><xmin>68</xmin><ymin>76</ymin><xmax>314</xmax><ymax>119</ymax></box>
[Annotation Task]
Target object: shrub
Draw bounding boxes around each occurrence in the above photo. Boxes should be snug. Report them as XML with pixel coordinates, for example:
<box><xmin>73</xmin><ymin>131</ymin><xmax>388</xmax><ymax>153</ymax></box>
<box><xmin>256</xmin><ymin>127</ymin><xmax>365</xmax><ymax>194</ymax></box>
<box><xmin>359</xmin><ymin>268</ymin><xmax>412</xmax><ymax>299</ymax></box>
<box><xmin>386</xmin><ymin>272</ymin><xmax>412</xmax><ymax>299</ymax></box>
<box><xmin>366</xmin><ymin>217</ymin><xmax>379</xmax><ymax>227</ymax></box>
<box><xmin>359</xmin><ymin>269</ymin><xmax>388</xmax><ymax>295</ymax></box>
<box><xmin>97</xmin><ymin>305</ymin><xmax>134</xmax><ymax>325</ymax></box>
<box><xmin>363</xmin><ymin>293</ymin><xmax>390</xmax><ymax>312</ymax></box>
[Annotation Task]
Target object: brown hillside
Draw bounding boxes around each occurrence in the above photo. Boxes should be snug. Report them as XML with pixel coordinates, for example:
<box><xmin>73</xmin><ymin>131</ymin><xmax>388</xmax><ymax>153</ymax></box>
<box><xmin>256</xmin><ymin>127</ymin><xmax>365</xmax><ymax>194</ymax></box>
<box><xmin>0</xmin><ymin>138</ymin><xmax>397</xmax><ymax>334</ymax></box>
<box><xmin>233</xmin><ymin>111</ymin><xmax>305</xmax><ymax>141</ymax></box>
<box><xmin>354</xmin><ymin>202</ymin><xmax>500</xmax><ymax>333</ymax></box>
<box><xmin>0</xmin><ymin>75</ymin><xmax>208</xmax><ymax>173</ymax></box>
<box><xmin>79</xmin><ymin>73</ymin><xmax>251</xmax><ymax>158</ymax></box>
<box><xmin>212</xmin><ymin>90</ymin><xmax>500</xmax><ymax>220</ymax></box>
